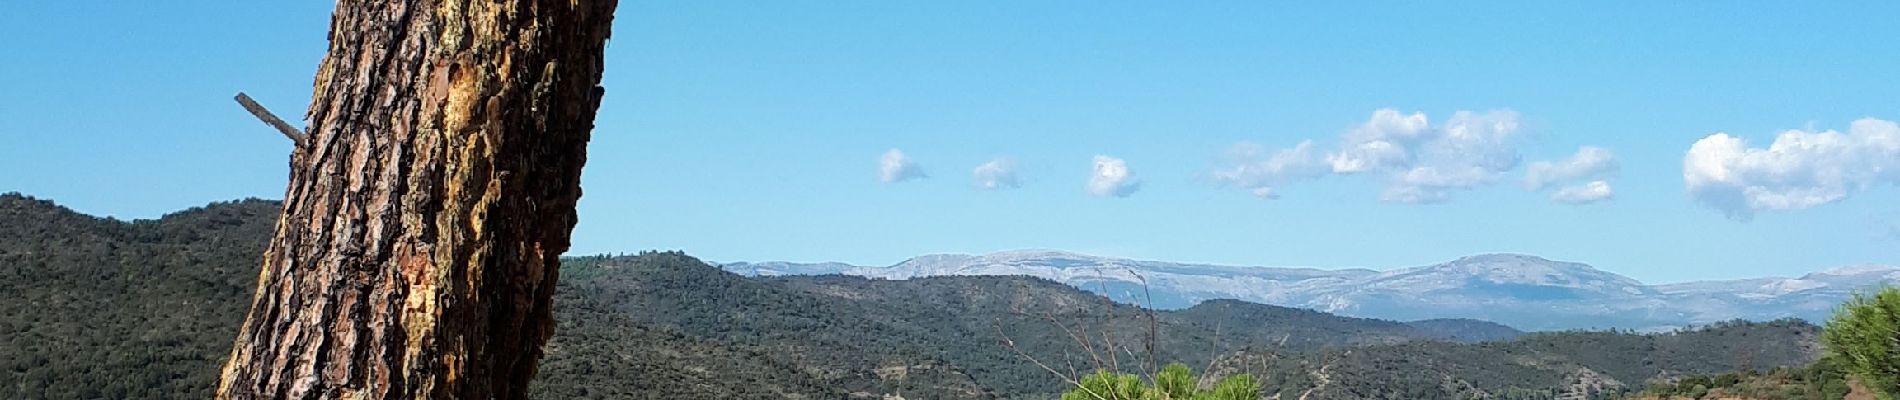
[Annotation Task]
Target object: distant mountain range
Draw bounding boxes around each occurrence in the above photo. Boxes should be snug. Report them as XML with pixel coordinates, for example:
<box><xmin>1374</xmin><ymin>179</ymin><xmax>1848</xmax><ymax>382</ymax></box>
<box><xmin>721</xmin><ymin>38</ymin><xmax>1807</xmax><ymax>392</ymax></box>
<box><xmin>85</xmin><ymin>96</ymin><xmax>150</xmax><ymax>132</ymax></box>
<box><xmin>0</xmin><ymin>194</ymin><xmax>1832</xmax><ymax>399</ymax></box>
<box><xmin>724</xmin><ymin>250</ymin><xmax>1900</xmax><ymax>331</ymax></box>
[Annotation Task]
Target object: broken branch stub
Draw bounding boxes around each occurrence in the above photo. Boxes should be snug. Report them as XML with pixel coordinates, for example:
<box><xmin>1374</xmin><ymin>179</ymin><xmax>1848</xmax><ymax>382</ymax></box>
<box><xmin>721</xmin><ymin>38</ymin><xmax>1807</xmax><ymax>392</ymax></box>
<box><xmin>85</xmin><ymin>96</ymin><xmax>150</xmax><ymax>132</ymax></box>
<box><xmin>233</xmin><ymin>92</ymin><xmax>308</xmax><ymax>148</ymax></box>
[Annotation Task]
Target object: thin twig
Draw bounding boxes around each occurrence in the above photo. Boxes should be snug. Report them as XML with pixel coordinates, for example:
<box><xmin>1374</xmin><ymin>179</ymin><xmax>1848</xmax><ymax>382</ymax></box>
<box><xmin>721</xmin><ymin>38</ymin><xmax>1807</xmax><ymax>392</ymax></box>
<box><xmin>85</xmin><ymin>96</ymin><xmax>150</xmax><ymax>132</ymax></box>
<box><xmin>1076</xmin><ymin>313</ymin><xmax>1108</xmax><ymax>371</ymax></box>
<box><xmin>1094</xmin><ymin>269</ymin><xmax>1121</xmax><ymax>373</ymax></box>
<box><xmin>1043</xmin><ymin>310</ymin><xmax>1105</xmax><ymax>370</ymax></box>
<box><xmin>1064</xmin><ymin>347</ymin><xmax>1080</xmax><ymax>384</ymax></box>
<box><xmin>233</xmin><ymin>92</ymin><xmax>308</xmax><ymax>148</ymax></box>
<box><xmin>996</xmin><ymin>321</ymin><xmax>1108</xmax><ymax>400</ymax></box>
<box><xmin>1200</xmin><ymin>302</ymin><xmax>1227</xmax><ymax>387</ymax></box>
<box><xmin>1135</xmin><ymin>271</ymin><xmax>1158</xmax><ymax>377</ymax></box>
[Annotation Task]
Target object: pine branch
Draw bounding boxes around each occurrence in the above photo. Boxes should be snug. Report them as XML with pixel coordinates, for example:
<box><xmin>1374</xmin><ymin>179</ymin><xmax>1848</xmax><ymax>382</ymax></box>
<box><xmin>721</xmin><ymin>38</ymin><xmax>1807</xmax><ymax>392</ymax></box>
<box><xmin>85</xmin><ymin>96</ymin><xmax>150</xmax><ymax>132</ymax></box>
<box><xmin>233</xmin><ymin>92</ymin><xmax>308</xmax><ymax>148</ymax></box>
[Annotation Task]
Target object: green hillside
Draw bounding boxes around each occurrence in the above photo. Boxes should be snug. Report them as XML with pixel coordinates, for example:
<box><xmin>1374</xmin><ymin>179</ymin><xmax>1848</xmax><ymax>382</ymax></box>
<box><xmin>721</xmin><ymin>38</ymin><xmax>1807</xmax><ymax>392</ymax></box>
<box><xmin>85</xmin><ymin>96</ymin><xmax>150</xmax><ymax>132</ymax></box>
<box><xmin>1212</xmin><ymin>319</ymin><xmax>1820</xmax><ymax>399</ymax></box>
<box><xmin>0</xmin><ymin>194</ymin><xmax>274</xmax><ymax>399</ymax></box>
<box><xmin>0</xmin><ymin>195</ymin><xmax>1827</xmax><ymax>399</ymax></box>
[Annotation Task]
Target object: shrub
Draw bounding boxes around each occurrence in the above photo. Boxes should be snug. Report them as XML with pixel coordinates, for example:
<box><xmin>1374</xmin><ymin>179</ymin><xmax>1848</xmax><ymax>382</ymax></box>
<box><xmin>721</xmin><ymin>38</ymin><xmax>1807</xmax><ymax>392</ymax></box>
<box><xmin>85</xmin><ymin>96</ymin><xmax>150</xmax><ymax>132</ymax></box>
<box><xmin>1820</xmin><ymin>286</ymin><xmax>1900</xmax><ymax>400</ymax></box>
<box><xmin>1060</xmin><ymin>363</ymin><xmax>1258</xmax><ymax>400</ymax></box>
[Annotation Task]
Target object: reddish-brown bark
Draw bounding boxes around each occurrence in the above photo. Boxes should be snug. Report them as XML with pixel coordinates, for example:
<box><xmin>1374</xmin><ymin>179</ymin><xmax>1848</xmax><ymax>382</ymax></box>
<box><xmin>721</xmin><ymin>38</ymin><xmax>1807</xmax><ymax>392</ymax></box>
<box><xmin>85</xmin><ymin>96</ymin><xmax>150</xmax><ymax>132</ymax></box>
<box><xmin>217</xmin><ymin>1</ymin><xmax>617</xmax><ymax>399</ymax></box>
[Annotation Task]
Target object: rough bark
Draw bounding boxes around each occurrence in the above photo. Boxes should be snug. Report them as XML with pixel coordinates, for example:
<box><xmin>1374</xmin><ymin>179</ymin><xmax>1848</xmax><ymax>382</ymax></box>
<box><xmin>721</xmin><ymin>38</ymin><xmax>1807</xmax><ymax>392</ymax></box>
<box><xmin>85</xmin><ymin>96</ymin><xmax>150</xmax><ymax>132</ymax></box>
<box><xmin>217</xmin><ymin>1</ymin><xmax>616</xmax><ymax>399</ymax></box>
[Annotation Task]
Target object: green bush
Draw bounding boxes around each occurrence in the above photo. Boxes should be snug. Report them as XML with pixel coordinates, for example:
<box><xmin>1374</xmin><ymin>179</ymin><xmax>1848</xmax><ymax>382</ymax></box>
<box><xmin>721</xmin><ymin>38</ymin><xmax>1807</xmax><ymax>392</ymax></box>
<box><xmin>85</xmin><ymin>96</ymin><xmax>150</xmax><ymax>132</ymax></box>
<box><xmin>1821</xmin><ymin>286</ymin><xmax>1900</xmax><ymax>400</ymax></box>
<box><xmin>1060</xmin><ymin>363</ymin><xmax>1257</xmax><ymax>400</ymax></box>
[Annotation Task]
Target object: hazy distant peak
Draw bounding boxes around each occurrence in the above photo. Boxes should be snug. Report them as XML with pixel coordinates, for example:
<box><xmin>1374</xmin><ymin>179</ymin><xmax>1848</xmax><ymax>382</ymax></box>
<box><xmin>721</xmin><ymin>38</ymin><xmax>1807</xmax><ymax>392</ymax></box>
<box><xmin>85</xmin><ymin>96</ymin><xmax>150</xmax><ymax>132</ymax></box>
<box><xmin>1456</xmin><ymin>254</ymin><xmax>1621</xmax><ymax>275</ymax></box>
<box><xmin>1451</xmin><ymin>253</ymin><xmax>1556</xmax><ymax>264</ymax></box>
<box><xmin>1404</xmin><ymin>253</ymin><xmax>1624</xmax><ymax>280</ymax></box>
<box><xmin>898</xmin><ymin>250</ymin><xmax>1127</xmax><ymax>270</ymax></box>
<box><xmin>719</xmin><ymin>260</ymin><xmax>861</xmax><ymax>277</ymax></box>
<box><xmin>980</xmin><ymin>249</ymin><xmax>1094</xmax><ymax>261</ymax></box>
<box><xmin>1363</xmin><ymin>253</ymin><xmax>1653</xmax><ymax>301</ymax></box>
<box><xmin>1814</xmin><ymin>264</ymin><xmax>1900</xmax><ymax>277</ymax></box>
<box><xmin>893</xmin><ymin>253</ymin><xmax>981</xmax><ymax>267</ymax></box>
<box><xmin>1443</xmin><ymin>253</ymin><xmax>1597</xmax><ymax>270</ymax></box>
<box><xmin>726</xmin><ymin>250</ymin><xmax>1898</xmax><ymax>331</ymax></box>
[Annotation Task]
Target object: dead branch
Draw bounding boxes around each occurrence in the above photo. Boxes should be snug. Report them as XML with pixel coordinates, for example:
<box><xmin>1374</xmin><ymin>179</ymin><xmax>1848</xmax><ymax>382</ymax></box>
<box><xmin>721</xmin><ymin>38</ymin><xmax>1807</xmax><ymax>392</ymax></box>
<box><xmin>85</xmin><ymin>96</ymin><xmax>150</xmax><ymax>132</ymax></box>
<box><xmin>1094</xmin><ymin>269</ymin><xmax>1121</xmax><ymax>373</ymax></box>
<box><xmin>1042</xmin><ymin>310</ymin><xmax>1106</xmax><ymax>370</ymax></box>
<box><xmin>996</xmin><ymin>322</ymin><xmax>1108</xmax><ymax>400</ymax></box>
<box><xmin>1199</xmin><ymin>302</ymin><xmax>1226</xmax><ymax>387</ymax></box>
<box><xmin>233</xmin><ymin>92</ymin><xmax>308</xmax><ymax>148</ymax></box>
<box><xmin>1134</xmin><ymin>271</ymin><xmax>1158</xmax><ymax>376</ymax></box>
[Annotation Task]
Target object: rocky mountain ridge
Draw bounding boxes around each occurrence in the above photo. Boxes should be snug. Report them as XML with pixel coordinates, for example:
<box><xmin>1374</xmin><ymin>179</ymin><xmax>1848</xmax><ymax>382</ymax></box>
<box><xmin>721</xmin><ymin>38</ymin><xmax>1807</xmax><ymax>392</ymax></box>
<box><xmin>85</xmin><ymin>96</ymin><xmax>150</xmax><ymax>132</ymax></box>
<box><xmin>725</xmin><ymin>250</ymin><xmax>1899</xmax><ymax>331</ymax></box>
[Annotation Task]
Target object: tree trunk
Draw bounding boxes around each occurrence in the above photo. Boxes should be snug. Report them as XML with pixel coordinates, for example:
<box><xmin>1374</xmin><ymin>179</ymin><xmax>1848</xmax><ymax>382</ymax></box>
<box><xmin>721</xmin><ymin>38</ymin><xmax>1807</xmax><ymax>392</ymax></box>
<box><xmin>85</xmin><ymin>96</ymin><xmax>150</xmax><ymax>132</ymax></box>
<box><xmin>217</xmin><ymin>1</ymin><xmax>616</xmax><ymax>399</ymax></box>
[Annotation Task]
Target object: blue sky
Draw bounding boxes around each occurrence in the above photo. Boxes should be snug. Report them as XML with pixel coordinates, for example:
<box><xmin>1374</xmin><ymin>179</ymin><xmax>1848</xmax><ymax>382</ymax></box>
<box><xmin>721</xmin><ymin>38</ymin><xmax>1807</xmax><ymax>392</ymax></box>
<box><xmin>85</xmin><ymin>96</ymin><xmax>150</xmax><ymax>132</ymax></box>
<box><xmin>2</xmin><ymin>2</ymin><xmax>1896</xmax><ymax>283</ymax></box>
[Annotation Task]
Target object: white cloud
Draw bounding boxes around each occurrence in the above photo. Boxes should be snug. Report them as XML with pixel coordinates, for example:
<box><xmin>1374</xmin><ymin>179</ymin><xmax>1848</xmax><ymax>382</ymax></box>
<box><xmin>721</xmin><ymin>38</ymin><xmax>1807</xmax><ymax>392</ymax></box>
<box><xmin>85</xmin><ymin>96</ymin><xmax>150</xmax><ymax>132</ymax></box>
<box><xmin>1211</xmin><ymin>108</ymin><xmax>1621</xmax><ymax>204</ymax></box>
<box><xmin>1526</xmin><ymin>146</ymin><xmax>1618</xmax><ymax>190</ymax></box>
<box><xmin>878</xmin><ymin>148</ymin><xmax>927</xmax><ymax>183</ymax></box>
<box><xmin>1218</xmin><ymin>109</ymin><xmax>1530</xmax><ymax>203</ymax></box>
<box><xmin>1523</xmin><ymin>146</ymin><xmax>1618</xmax><ymax>205</ymax></box>
<box><xmin>1550</xmin><ymin>180</ymin><xmax>1613</xmax><ymax>204</ymax></box>
<box><xmin>1387</xmin><ymin>110</ymin><xmax>1527</xmax><ymax>199</ymax></box>
<box><xmin>972</xmin><ymin>157</ymin><xmax>1020</xmax><ymax>190</ymax></box>
<box><xmin>1088</xmin><ymin>155</ymin><xmax>1141</xmax><ymax>197</ymax></box>
<box><xmin>1211</xmin><ymin>140</ymin><xmax>1328</xmax><ymax>199</ymax></box>
<box><xmin>1328</xmin><ymin>109</ymin><xmax>1432</xmax><ymax>174</ymax></box>
<box><xmin>1683</xmin><ymin>118</ymin><xmax>1900</xmax><ymax>220</ymax></box>
<box><xmin>1339</xmin><ymin>109</ymin><xmax>1528</xmax><ymax>203</ymax></box>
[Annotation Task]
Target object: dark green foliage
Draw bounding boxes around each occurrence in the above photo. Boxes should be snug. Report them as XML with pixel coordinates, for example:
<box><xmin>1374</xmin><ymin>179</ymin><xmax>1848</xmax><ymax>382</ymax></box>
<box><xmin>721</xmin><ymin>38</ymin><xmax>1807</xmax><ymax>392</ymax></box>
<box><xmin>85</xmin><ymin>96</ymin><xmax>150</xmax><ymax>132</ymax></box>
<box><xmin>1406</xmin><ymin>318</ymin><xmax>1526</xmax><ymax>342</ymax></box>
<box><xmin>1822</xmin><ymin>286</ymin><xmax>1900</xmax><ymax>399</ymax></box>
<box><xmin>1510</xmin><ymin>319</ymin><xmax>1820</xmax><ymax>385</ymax></box>
<box><xmin>539</xmin><ymin>252</ymin><xmax>995</xmax><ymax>399</ymax></box>
<box><xmin>1212</xmin><ymin>320</ymin><xmax>1820</xmax><ymax>399</ymax></box>
<box><xmin>0</xmin><ymin>195</ymin><xmax>1836</xmax><ymax>399</ymax></box>
<box><xmin>763</xmin><ymin>272</ymin><xmax>1491</xmax><ymax>397</ymax></box>
<box><xmin>549</xmin><ymin>254</ymin><xmax>1459</xmax><ymax>398</ymax></box>
<box><xmin>1217</xmin><ymin>341</ymin><xmax>1588</xmax><ymax>399</ymax></box>
<box><xmin>1155</xmin><ymin>363</ymin><xmax>1197</xmax><ymax>397</ymax></box>
<box><xmin>1172</xmin><ymin>299</ymin><xmax>1434</xmax><ymax>349</ymax></box>
<box><xmin>546</xmin><ymin>257</ymin><xmax>1823</xmax><ymax>400</ymax></box>
<box><xmin>1059</xmin><ymin>363</ymin><xmax>1257</xmax><ymax>400</ymax></box>
<box><xmin>0</xmin><ymin>193</ymin><xmax>276</xmax><ymax>400</ymax></box>
<box><xmin>1206</xmin><ymin>373</ymin><xmax>1258</xmax><ymax>400</ymax></box>
<box><xmin>1065</xmin><ymin>371</ymin><xmax>1146</xmax><ymax>400</ymax></box>
<box><xmin>533</xmin><ymin>272</ymin><xmax>851</xmax><ymax>399</ymax></box>
<box><xmin>1635</xmin><ymin>357</ymin><xmax>1853</xmax><ymax>400</ymax></box>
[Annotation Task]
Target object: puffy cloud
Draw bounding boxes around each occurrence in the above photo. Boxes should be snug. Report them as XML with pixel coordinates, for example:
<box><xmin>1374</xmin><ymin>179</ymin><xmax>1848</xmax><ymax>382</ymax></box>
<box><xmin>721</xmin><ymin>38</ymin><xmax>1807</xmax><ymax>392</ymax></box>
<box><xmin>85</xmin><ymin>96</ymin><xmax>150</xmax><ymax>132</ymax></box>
<box><xmin>878</xmin><ymin>148</ymin><xmax>927</xmax><ymax>183</ymax></box>
<box><xmin>1550</xmin><ymin>180</ymin><xmax>1614</xmax><ymax>204</ymax></box>
<box><xmin>1328</xmin><ymin>109</ymin><xmax>1432</xmax><ymax>173</ymax></box>
<box><xmin>1683</xmin><ymin>118</ymin><xmax>1900</xmax><ymax>220</ymax></box>
<box><xmin>1211</xmin><ymin>140</ymin><xmax>1328</xmax><ymax>199</ymax></box>
<box><xmin>1524</xmin><ymin>146</ymin><xmax>1618</xmax><ymax>205</ymax></box>
<box><xmin>1335</xmin><ymin>109</ymin><xmax>1529</xmax><ymax>203</ymax></box>
<box><xmin>1087</xmin><ymin>155</ymin><xmax>1141</xmax><ymax>197</ymax></box>
<box><xmin>1216</xmin><ymin>108</ymin><xmax>1533</xmax><ymax>203</ymax></box>
<box><xmin>972</xmin><ymin>157</ymin><xmax>1020</xmax><ymax>190</ymax></box>
<box><xmin>1376</xmin><ymin>110</ymin><xmax>1526</xmax><ymax>203</ymax></box>
<box><xmin>1526</xmin><ymin>146</ymin><xmax>1618</xmax><ymax>190</ymax></box>
<box><xmin>1210</xmin><ymin>108</ymin><xmax>1627</xmax><ymax>204</ymax></box>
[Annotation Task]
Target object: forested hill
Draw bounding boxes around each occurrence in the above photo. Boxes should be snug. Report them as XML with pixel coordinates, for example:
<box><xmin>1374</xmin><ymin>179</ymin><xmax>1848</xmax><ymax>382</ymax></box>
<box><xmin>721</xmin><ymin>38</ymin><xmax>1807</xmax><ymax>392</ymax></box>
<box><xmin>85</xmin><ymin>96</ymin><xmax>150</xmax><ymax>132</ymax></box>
<box><xmin>548</xmin><ymin>254</ymin><xmax>1820</xmax><ymax>399</ymax></box>
<box><xmin>0</xmin><ymin>193</ymin><xmax>276</xmax><ymax>399</ymax></box>
<box><xmin>1213</xmin><ymin>318</ymin><xmax>1821</xmax><ymax>399</ymax></box>
<box><xmin>0</xmin><ymin>194</ymin><xmax>1828</xmax><ymax>399</ymax></box>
